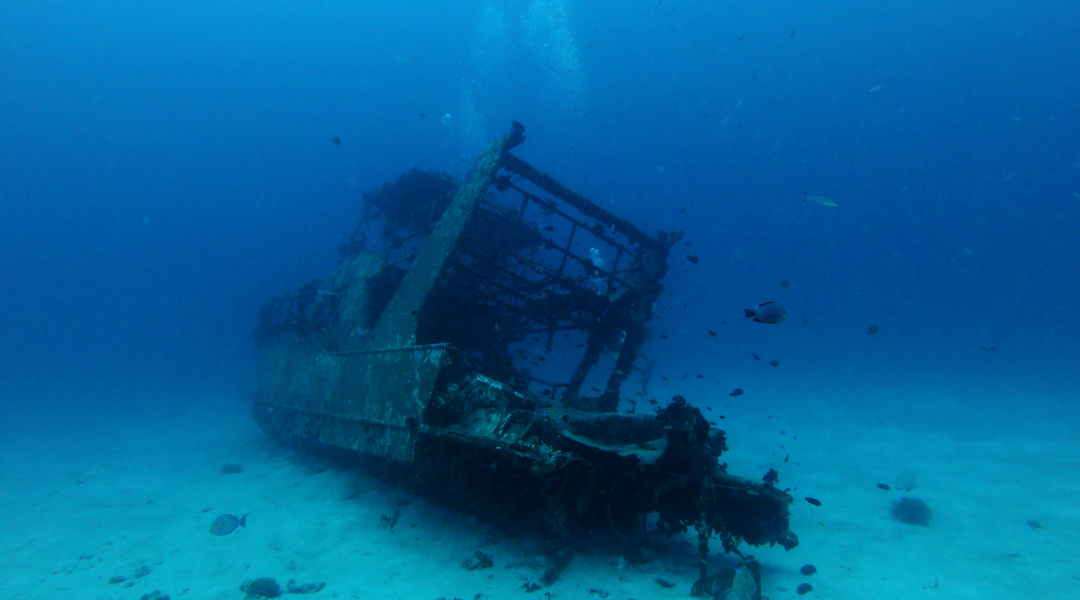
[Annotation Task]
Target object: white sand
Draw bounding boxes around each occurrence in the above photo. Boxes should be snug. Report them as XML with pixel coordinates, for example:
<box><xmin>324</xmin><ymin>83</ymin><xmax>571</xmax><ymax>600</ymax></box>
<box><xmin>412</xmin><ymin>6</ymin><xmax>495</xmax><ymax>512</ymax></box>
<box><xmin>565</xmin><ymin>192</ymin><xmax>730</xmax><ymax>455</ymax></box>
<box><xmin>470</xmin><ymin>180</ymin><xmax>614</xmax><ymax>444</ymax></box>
<box><xmin>1</xmin><ymin>391</ymin><xmax>1077</xmax><ymax>600</ymax></box>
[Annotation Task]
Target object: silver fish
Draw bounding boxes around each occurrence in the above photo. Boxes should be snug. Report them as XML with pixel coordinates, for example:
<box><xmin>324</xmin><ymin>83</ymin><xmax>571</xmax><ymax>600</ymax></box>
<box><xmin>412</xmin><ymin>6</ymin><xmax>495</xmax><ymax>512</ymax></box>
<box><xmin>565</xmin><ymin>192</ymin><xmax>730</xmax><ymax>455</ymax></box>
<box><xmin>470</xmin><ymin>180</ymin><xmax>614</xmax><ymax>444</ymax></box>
<box><xmin>209</xmin><ymin>513</ymin><xmax>247</xmax><ymax>536</ymax></box>
<box><xmin>744</xmin><ymin>301</ymin><xmax>787</xmax><ymax>324</ymax></box>
<box><xmin>635</xmin><ymin>355</ymin><xmax>654</xmax><ymax>394</ymax></box>
<box><xmin>804</xmin><ymin>195</ymin><xmax>839</xmax><ymax>207</ymax></box>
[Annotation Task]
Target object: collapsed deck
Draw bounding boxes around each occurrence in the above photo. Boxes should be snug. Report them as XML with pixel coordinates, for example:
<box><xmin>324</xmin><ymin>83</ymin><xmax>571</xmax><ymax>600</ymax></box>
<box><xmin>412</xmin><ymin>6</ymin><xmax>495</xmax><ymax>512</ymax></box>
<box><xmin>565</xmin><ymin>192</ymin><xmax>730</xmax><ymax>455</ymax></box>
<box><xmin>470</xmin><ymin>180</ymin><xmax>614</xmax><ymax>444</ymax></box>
<box><xmin>252</xmin><ymin>122</ymin><xmax>797</xmax><ymax>590</ymax></box>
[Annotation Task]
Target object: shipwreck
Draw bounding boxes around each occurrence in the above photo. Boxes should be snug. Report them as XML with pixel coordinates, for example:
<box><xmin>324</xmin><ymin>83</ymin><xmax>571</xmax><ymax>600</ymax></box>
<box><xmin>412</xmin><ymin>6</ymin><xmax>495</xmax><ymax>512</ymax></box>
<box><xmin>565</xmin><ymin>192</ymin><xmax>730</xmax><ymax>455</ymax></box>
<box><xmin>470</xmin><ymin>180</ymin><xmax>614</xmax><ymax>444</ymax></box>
<box><xmin>252</xmin><ymin>122</ymin><xmax>797</xmax><ymax>595</ymax></box>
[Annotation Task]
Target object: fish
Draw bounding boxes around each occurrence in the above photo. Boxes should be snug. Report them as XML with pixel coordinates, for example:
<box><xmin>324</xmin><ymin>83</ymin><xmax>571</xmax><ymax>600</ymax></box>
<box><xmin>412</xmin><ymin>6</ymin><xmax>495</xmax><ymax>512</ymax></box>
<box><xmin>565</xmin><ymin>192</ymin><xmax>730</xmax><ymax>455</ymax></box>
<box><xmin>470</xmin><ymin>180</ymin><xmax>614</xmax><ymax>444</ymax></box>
<box><xmin>745</xmin><ymin>301</ymin><xmax>787</xmax><ymax>324</ymax></box>
<box><xmin>877</xmin><ymin>483</ymin><xmax>891</xmax><ymax>490</ymax></box>
<box><xmin>807</xmin><ymin>196</ymin><xmax>838</xmax><ymax>208</ymax></box>
<box><xmin>867</xmin><ymin>324</ymin><xmax>879</xmax><ymax>335</ymax></box>
<box><xmin>868</xmin><ymin>83</ymin><xmax>886</xmax><ymax>93</ymax></box>
<box><xmin>708</xmin><ymin>330</ymin><xmax>717</xmax><ymax>337</ymax></box>
<box><xmin>780</xmin><ymin>280</ymin><xmax>792</xmax><ymax>288</ymax></box>
<box><xmin>209</xmin><ymin>513</ymin><xmax>247</xmax><ymax>536</ymax></box>
<box><xmin>769</xmin><ymin>360</ymin><xmax>780</xmax><ymax>367</ymax></box>
<box><xmin>332</xmin><ymin>136</ymin><xmax>341</xmax><ymax>145</ymax></box>
<box><xmin>687</xmin><ymin>254</ymin><xmax>699</xmax><ymax>264</ymax></box>
<box><xmin>805</xmin><ymin>497</ymin><xmax>822</xmax><ymax>506</ymax></box>
<box><xmin>219</xmin><ymin>464</ymin><xmax>243</xmax><ymax>475</ymax></box>
<box><xmin>752</xmin><ymin>354</ymin><xmax>761</xmax><ymax>361</ymax></box>
<box><xmin>804</xmin><ymin>194</ymin><xmax>838</xmax><ymax>207</ymax></box>
<box><xmin>729</xmin><ymin>388</ymin><xmax>744</xmax><ymax>397</ymax></box>
<box><xmin>980</xmin><ymin>344</ymin><xmax>998</xmax><ymax>352</ymax></box>
<box><xmin>894</xmin><ymin>468</ymin><xmax>917</xmax><ymax>492</ymax></box>
<box><xmin>636</xmin><ymin>356</ymin><xmax>654</xmax><ymax>394</ymax></box>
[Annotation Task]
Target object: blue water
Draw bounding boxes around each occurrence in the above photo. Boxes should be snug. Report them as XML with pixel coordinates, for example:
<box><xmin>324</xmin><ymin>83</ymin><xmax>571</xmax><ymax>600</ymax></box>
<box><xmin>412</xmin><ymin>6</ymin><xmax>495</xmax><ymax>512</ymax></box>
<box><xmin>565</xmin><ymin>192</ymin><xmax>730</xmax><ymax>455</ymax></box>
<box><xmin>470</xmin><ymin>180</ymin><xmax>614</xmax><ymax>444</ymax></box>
<box><xmin>2</xmin><ymin>1</ymin><xmax>1079</xmax><ymax>597</ymax></box>
<box><xmin>3</xmin><ymin>1</ymin><xmax>1077</xmax><ymax>404</ymax></box>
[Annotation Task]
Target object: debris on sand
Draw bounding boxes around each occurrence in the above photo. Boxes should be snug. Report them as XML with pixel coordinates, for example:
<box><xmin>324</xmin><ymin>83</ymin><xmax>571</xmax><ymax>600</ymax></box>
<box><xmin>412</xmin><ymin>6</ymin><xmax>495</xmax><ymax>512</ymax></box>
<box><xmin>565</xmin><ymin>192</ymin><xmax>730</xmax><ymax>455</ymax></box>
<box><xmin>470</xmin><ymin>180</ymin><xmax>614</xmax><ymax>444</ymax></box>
<box><xmin>286</xmin><ymin>580</ymin><xmax>327</xmax><ymax>594</ymax></box>
<box><xmin>462</xmin><ymin>551</ymin><xmax>494</xmax><ymax>571</ymax></box>
<box><xmin>240</xmin><ymin>577</ymin><xmax>282</xmax><ymax>599</ymax></box>
<box><xmin>890</xmin><ymin>497</ymin><xmax>932</xmax><ymax>526</ymax></box>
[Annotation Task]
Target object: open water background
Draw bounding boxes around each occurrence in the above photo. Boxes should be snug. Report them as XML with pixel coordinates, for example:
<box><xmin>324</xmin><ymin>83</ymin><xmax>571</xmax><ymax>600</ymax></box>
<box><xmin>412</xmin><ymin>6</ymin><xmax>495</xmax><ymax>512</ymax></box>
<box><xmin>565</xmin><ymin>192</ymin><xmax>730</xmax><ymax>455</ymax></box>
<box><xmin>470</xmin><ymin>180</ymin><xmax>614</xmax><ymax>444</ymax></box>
<box><xmin>2</xmin><ymin>1</ymin><xmax>1077</xmax><ymax>427</ymax></box>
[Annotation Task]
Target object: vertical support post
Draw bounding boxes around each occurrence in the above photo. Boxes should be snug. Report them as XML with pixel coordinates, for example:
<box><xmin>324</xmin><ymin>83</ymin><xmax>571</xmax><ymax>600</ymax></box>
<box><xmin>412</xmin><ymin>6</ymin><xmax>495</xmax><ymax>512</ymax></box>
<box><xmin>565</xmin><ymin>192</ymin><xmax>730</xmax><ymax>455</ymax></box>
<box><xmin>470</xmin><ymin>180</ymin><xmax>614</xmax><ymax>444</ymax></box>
<box><xmin>369</xmin><ymin>123</ymin><xmax>525</xmax><ymax>349</ymax></box>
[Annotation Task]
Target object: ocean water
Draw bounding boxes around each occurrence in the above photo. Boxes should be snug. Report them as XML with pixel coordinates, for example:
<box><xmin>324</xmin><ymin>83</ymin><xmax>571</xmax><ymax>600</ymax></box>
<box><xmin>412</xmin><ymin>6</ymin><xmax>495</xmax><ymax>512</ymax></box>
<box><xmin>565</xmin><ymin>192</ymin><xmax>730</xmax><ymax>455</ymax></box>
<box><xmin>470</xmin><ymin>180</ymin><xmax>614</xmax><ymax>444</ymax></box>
<box><xmin>1</xmin><ymin>1</ymin><xmax>1078</xmax><ymax>599</ymax></box>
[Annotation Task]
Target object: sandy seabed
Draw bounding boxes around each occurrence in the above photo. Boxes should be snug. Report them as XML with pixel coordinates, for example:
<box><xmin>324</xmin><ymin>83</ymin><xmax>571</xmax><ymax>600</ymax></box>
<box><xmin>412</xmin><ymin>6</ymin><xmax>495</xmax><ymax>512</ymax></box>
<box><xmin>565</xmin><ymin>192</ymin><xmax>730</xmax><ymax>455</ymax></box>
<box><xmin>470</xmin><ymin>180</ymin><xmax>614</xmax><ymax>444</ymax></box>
<box><xmin>1</xmin><ymin>391</ymin><xmax>1078</xmax><ymax>600</ymax></box>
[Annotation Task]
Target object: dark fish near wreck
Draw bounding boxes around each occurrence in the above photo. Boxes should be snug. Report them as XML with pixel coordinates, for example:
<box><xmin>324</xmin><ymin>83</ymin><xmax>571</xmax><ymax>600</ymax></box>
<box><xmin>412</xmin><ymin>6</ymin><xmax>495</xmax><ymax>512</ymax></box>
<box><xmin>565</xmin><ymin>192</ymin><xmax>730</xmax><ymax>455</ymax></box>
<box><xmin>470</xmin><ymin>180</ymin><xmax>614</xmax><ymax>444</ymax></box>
<box><xmin>210</xmin><ymin>513</ymin><xmax>247</xmax><ymax>536</ymax></box>
<box><xmin>745</xmin><ymin>301</ymin><xmax>787</xmax><ymax>324</ymax></box>
<box><xmin>729</xmin><ymin>388</ymin><xmax>744</xmax><ymax>397</ymax></box>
